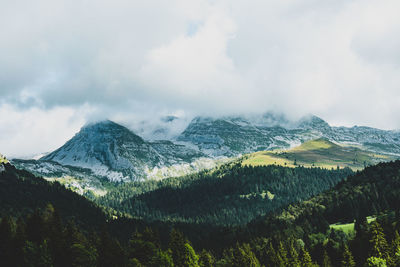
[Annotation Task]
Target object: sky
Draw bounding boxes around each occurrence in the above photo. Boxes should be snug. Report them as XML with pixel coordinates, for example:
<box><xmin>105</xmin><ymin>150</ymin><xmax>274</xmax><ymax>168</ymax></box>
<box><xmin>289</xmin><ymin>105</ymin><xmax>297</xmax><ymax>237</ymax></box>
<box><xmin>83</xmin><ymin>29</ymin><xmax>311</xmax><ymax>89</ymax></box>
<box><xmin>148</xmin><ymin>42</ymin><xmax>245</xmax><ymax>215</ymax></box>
<box><xmin>1</xmin><ymin>0</ymin><xmax>400</xmax><ymax>157</ymax></box>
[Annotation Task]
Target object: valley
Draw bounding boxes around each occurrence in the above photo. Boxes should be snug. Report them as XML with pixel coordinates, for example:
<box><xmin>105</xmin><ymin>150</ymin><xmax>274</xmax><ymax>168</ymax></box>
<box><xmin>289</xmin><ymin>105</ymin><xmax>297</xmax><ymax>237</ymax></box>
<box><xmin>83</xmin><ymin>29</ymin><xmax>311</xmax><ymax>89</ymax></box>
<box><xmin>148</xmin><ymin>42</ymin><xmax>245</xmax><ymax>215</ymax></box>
<box><xmin>2</xmin><ymin>113</ymin><xmax>400</xmax><ymax>267</ymax></box>
<box><xmin>2</xmin><ymin>2</ymin><xmax>400</xmax><ymax>265</ymax></box>
<box><xmin>95</xmin><ymin>162</ymin><xmax>353</xmax><ymax>225</ymax></box>
<box><xmin>2</xmin><ymin>149</ymin><xmax>400</xmax><ymax>266</ymax></box>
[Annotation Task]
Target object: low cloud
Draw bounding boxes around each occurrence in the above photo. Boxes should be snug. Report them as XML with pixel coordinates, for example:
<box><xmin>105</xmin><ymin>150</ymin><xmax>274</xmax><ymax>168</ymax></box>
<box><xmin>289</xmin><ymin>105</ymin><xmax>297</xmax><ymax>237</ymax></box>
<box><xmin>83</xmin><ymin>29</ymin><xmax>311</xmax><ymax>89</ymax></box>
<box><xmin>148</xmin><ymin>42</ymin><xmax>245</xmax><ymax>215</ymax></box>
<box><xmin>0</xmin><ymin>104</ymin><xmax>91</xmax><ymax>158</ymax></box>
<box><xmin>1</xmin><ymin>0</ymin><xmax>400</xmax><ymax>156</ymax></box>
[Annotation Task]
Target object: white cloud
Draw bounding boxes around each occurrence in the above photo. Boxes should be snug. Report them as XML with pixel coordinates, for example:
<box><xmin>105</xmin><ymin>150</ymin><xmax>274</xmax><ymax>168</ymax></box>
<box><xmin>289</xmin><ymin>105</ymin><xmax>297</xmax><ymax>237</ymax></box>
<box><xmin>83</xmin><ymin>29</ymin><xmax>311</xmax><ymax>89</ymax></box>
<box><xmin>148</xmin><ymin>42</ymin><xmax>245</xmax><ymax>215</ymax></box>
<box><xmin>1</xmin><ymin>0</ymin><xmax>400</xmax><ymax>156</ymax></box>
<box><xmin>0</xmin><ymin>104</ymin><xmax>92</xmax><ymax>158</ymax></box>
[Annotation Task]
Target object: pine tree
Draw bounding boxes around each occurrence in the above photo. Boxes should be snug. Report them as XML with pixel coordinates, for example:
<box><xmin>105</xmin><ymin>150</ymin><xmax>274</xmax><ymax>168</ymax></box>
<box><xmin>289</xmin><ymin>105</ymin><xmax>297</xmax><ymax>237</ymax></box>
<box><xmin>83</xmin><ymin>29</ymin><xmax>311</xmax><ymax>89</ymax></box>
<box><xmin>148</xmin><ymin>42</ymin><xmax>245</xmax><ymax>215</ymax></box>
<box><xmin>47</xmin><ymin>208</ymin><xmax>67</xmax><ymax>267</ymax></box>
<box><xmin>391</xmin><ymin>231</ymin><xmax>400</xmax><ymax>267</ymax></box>
<box><xmin>169</xmin><ymin>229</ymin><xmax>187</xmax><ymax>266</ymax></box>
<box><xmin>352</xmin><ymin>216</ymin><xmax>370</xmax><ymax>265</ymax></box>
<box><xmin>369</xmin><ymin>222</ymin><xmax>390</xmax><ymax>262</ymax></box>
<box><xmin>128</xmin><ymin>231</ymin><xmax>158</xmax><ymax>265</ymax></box>
<box><xmin>182</xmin><ymin>243</ymin><xmax>199</xmax><ymax>267</ymax></box>
<box><xmin>265</xmin><ymin>242</ymin><xmax>284</xmax><ymax>267</ymax></box>
<box><xmin>300</xmin><ymin>247</ymin><xmax>313</xmax><ymax>267</ymax></box>
<box><xmin>199</xmin><ymin>249</ymin><xmax>214</xmax><ymax>267</ymax></box>
<box><xmin>322</xmin><ymin>250</ymin><xmax>332</xmax><ymax>267</ymax></box>
<box><xmin>366</xmin><ymin>256</ymin><xmax>387</xmax><ymax>267</ymax></box>
<box><xmin>149</xmin><ymin>249</ymin><xmax>174</xmax><ymax>267</ymax></box>
<box><xmin>70</xmin><ymin>243</ymin><xmax>97</xmax><ymax>267</ymax></box>
<box><xmin>277</xmin><ymin>241</ymin><xmax>289</xmax><ymax>266</ymax></box>
<box><xmin>341</xmin><ymin>245</ymin><xmax>355</xmax><ymax>267</ymax></box>
<box><xmin>231</xmin><ymin>243</ymin><xmax>260</xmax><ymax>267</ymax></box>
<box><xmin>169</xmin><ymin>229</ymin><xmax>200</xmax><ymax>267</ymax></box>
<box><xmin>288</xmin><ymin>241</ymin><xmax>301</xmax><ymax>267</ymax></box>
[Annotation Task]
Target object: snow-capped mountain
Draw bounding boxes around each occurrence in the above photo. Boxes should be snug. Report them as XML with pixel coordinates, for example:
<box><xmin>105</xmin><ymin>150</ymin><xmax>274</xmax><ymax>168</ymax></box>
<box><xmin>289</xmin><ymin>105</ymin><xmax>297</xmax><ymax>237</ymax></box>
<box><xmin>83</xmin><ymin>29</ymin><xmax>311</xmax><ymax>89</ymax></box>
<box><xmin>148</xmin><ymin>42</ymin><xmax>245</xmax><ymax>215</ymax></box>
<box><xmin>40</xmin><ymin>120</ymin><xmax>204</xmax><ymax>181</ymax></box>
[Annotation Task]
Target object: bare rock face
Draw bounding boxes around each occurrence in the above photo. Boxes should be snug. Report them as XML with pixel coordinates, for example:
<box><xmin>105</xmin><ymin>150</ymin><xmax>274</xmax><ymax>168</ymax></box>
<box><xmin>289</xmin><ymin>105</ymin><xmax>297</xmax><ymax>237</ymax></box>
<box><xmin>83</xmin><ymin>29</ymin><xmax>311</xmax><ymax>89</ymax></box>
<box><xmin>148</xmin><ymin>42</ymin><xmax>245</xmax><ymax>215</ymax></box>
<box><xmin>40</xmin><ymin>120</ymin><xmax>204</xmax><ymax>181</ymax></box>
<box><xmin>177</xmin><ymin>114</ymin><xmax>400</xmax><ymax>157</ymax></box>
<box><xmin>12</xmin><ymin>113</ymin><xmax>400</xmax><ymax>184</ymax></box>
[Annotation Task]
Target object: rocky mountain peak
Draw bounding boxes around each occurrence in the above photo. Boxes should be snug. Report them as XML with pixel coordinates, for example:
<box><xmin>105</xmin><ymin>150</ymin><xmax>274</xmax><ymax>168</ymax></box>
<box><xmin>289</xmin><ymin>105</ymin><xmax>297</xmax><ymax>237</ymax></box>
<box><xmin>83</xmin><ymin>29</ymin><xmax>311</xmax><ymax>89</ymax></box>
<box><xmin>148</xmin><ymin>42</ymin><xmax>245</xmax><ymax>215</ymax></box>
<box><xmin>297</xmin><ymin>115</ymin><xmax>330</xmax><ymax>130</ymax></box>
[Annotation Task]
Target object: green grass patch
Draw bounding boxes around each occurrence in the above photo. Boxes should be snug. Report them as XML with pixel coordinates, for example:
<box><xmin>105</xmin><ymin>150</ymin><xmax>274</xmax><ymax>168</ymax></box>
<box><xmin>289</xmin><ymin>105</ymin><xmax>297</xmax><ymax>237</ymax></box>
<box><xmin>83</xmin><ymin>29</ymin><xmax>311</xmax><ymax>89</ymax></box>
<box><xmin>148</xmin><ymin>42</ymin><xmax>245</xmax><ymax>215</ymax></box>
<box><xmin>0</xmin><ymin>154</ymin><xmax>9</xmax><ymax>164</ymax></box>
<box><xmin>330</xmin><ymin>222</ymin><xmax>355</xmax><ymax>234</ymax></box>
<box><xmin>242</xmin><ymin>138</ymin><xmax>395</xmax><ymax>171</ymax></box>
<box><xmin>330</xmin><ymin>216</ymin><xmax>377</xmax><ymax>235</ymax></box>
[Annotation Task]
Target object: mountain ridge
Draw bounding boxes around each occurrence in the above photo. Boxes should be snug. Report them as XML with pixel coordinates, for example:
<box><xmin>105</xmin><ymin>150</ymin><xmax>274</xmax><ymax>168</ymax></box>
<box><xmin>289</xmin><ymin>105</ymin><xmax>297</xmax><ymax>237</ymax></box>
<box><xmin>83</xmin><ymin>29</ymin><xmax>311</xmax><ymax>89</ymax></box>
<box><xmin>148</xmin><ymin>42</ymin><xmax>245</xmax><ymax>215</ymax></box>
<box><xmin>40</xmin><ymin>120</ymin><xmax>206</xmax><ymax>182</ymax></box>
<box><xmin>176</xmin><ymin>114</ymin><xmax>400</xmax><ymax>157</ymax></box>
<box><xmin>11</xmin><ymin>113</ymin><xmax>400</xmax><ymax>185</ymax></box>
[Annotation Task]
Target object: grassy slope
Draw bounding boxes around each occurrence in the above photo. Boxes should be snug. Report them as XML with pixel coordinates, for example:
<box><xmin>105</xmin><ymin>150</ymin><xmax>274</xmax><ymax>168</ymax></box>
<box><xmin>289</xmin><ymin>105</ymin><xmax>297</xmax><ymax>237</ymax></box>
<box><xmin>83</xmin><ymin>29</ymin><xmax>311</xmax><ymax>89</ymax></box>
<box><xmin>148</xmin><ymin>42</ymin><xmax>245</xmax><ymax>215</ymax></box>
<box><xmin>242</xmin><ymin>138</ymin><xmax>394</xmax><ymax>170</ymax></box>
<box><xmin>0</xmin><ymin>154</ymin><xmax>9</xmax><ymax>164</ymax></box>
<box><xmin>330</xmin><ymin>216</ymin><xmax>376</xmax><ymax>235</ymax></box>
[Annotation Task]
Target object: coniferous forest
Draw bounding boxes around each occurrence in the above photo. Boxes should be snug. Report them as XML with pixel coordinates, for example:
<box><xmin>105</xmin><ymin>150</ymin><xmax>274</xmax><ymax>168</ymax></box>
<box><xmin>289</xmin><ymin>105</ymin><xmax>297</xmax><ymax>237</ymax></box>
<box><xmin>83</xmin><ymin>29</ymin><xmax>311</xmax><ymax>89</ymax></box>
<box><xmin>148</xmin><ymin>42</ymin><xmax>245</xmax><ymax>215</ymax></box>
<box><xmin>2</xmin><ymin>159</ymin><xmax>400</xmax><ymax>266</ymax></box>
<box><xmin>95</xmin><ymin>162</ymin><xmax>353</xmax><ymax>225</ymax></box>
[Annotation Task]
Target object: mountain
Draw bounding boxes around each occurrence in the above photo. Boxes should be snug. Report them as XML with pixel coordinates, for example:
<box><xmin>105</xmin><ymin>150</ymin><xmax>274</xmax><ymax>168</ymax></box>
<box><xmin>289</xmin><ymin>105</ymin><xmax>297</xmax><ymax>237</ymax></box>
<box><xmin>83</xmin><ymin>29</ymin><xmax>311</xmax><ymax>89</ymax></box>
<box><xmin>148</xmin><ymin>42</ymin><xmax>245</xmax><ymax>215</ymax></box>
<box><xmin>12</xmin><ymin>113</ymin><xmax>400</xmax><ymax>185</ymax></box>
<box><xmin>40</xmin><ymin>120</ymin><xmax>206</xmax><ymax>182</ymax></box>
<box><xmin>176</xmin><ymin>116</ymin><xmax>296</xmax><ymax>156</ymax></box>
<box><xmin>176</xmin><ymin>114</ymin><xmax>400</xmax><ymax>157</ymax></box>
<box><xmin>10</xmin><ymin>158</ymin><xmax>109</xmax><ymax>196</ymax></box>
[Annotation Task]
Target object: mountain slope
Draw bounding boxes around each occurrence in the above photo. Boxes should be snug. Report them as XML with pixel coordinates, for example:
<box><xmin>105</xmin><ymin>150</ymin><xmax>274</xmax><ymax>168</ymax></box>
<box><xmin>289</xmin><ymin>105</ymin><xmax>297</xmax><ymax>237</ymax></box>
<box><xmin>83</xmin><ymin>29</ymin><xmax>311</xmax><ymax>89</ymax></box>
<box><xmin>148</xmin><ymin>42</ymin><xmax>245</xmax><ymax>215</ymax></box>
<box><xmin>13</xmin><ymin>113</ymin><xmax>400</xmax><ymax>184</ymax></box>
<box><xmin>11</xmin><ymin>158</ymin><xmax>109</xmax><ymax>196</ymax></box>
<box><xmin>41</xmin><ymin>120</ymin><xmax>206</xmax><ymax>181</ymax></box>
<box><xmin>176</xmin><ymin>114</ymin><xmax>400</xmax><ymax>157</ymax></box>
<box><xmin>0</xmin><ymin>161</ymin><xmax>106</xmax><ymax>227</ymax></box>
<box><xmin>177</xmin><ymin>116</ymin><xmax>297</xmax><ymax>156</ymax></box>
<box><xmin>243</xmin><ymin>138</ymin><xmax>394</xmax><ymax>170</ymax></box>
<box><xmin>248</xmin><ymin>159</ymin><xmax>400</xmax><ymax>241</ymax></box>
<box><xmin>97</xmin><ymin>162</ymin><xmax>353</xmax><ymax>225</ymax></box>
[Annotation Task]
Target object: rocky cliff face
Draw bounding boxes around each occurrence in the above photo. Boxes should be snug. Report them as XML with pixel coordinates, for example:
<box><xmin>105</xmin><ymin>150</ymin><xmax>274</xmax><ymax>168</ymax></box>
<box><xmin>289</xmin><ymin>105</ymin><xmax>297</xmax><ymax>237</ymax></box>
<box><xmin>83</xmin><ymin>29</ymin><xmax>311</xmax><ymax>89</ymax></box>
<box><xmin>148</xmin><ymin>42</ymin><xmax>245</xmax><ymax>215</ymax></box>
<box><xmin>176</xmin><ymin>114</ymin><xmax>400</xmax><ymax>157</ymax></box>
<box><xmin>41</xmin><ymin>120</ymin><xmax>204</xmax><ymax>181</ymax></box>
<box><xmin>12</xmin><ymin>113</ymin><xmax>400</xmax><ymax>183</ymax></box>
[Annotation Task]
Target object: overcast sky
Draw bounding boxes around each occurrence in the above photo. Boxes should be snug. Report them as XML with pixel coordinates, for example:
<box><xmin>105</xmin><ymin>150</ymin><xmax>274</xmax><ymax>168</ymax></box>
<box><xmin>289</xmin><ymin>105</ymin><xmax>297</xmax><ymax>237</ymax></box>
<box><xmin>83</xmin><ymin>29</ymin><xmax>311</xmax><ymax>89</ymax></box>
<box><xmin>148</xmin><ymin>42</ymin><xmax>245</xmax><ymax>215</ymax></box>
<box><xmin>1</xmin><ymin>0</ymin><xmax>400</xmax><ymax>157</ymax></box>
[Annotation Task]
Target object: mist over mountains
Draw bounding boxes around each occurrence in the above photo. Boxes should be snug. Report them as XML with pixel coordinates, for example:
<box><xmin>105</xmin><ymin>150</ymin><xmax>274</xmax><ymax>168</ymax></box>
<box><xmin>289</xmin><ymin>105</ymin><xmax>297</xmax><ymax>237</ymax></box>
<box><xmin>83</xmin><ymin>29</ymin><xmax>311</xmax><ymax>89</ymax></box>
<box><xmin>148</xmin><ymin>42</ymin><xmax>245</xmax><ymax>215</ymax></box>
<box><xmin>10</xmin><ymin>112</ymin><xmax>400</xmax><ymax>185</ymax></box>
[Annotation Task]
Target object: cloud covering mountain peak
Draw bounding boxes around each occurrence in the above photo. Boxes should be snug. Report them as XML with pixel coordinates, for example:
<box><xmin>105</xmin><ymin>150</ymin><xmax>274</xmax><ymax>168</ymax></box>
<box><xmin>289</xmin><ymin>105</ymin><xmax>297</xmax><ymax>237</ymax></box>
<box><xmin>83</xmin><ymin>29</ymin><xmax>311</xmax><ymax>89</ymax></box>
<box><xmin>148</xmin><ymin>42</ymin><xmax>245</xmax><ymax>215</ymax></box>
<box><xmin>1</xmin><ymin>0</ymin><xmax>400</xmax><ymax>157</ymax></box>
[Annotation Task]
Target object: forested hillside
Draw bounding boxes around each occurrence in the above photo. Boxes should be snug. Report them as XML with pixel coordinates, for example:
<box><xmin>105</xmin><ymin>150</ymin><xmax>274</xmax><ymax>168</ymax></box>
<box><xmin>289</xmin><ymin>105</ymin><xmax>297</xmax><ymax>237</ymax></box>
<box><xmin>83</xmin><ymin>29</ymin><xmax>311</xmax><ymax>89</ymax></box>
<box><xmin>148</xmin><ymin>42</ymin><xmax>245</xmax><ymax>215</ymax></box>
<box><xmin>2</xmin><ymin>158</ymin><xmax>400</xmax><ymax>266</ymax></box>
<box><xmin>2</xmin><ymin>159</ymin><xmax>400</xmax><ymax>266</ymax></box>
<box><xmin>0</xmin><ymin>163</ymin><xmax>106</xmax><ymax>229</ymax></box>
<box><xmin>250</xmin><ymin>160</ymin><xmax>400</xmax><ymax>238</ymax></box>
<box><xmin>96</xmin><ymin>162</ymin><xmax>353</xmax><ymax>225</ymax></box>
<box><xmin>238</xmin><ymin>160</ymin><xmax>400</xmax><ymax>266</ymax></box>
